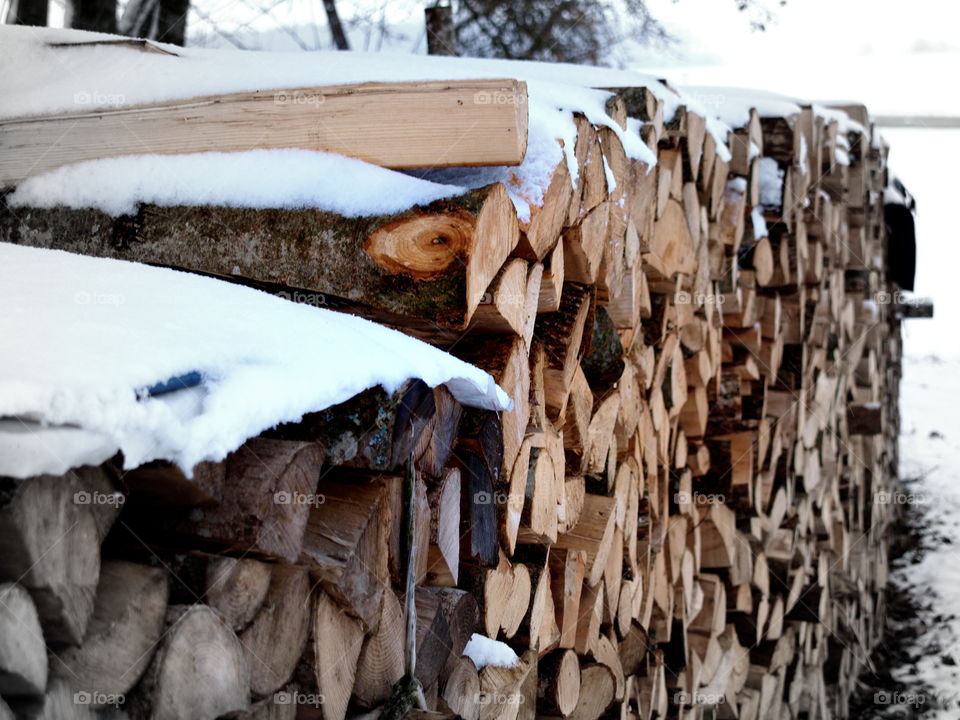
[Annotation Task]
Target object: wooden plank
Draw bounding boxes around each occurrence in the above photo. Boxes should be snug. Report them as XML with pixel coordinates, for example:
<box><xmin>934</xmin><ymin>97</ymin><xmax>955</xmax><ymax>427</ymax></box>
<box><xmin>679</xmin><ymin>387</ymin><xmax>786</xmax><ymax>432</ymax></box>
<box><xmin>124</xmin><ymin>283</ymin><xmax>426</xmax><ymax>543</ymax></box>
<box><xmin>0</xmin><ymin>78</ymin><xmax>529</xmax><ymax>187</ymax></box>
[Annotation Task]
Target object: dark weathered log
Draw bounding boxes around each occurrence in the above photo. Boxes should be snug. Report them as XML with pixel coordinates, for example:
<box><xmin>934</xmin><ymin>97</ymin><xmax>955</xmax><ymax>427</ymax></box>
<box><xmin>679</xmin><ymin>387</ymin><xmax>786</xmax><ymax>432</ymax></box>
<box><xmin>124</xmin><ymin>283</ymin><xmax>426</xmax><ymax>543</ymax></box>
<box><xmin>123</xmin><ymin>459</ymin><xmax>225</xmax><ymax>506</ymax></box>
<box><xmin>420</xmin><ymin>587</ymin><xmax>479</xmax><ymax>660</ymax></box>
<box><xmin>413</xmin><ymin>587</ymin><xmax>453</xmax><ymax>691</ymax></box>
<box><xmin>2</xmin><ymin>183</ymin><xmax>519</xmax><ymax>329</ymax></box>
<box><xmin>534</xmin><ymin>283</ymin><xmax>594</xmax><ymax>421</ymax></box>
<box><xmin>163</xmin><ymin>438</ymin><xmax>322</xmax><ymax>562</ymax></box>
<box><xmin>847</xmin><ymin>403</ymin><xmax>882</xmax><ymax>435</ymax></box>
<box><xmin>458</xmin><ymin>448</ymin><xmax>500</xmax><ymax>568</ymax></box>
<box><xmin>267</xmin><ymin>380</ymin><xmax>437</xmax><ymax>472</ymax></box>
<box><xmin>580</xmin><ymin>305</ymin><xmax>625</xmax><ymax>394</ymax></box>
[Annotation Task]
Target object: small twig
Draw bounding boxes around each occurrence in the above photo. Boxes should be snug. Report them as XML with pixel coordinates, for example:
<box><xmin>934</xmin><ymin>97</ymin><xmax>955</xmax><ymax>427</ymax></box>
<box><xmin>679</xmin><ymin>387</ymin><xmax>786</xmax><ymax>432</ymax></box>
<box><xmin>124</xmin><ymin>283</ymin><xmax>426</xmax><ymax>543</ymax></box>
<box><xmin>403</xmin><ymin>453</ymin><xmax>428</xmax><ymax>711</ymax></box>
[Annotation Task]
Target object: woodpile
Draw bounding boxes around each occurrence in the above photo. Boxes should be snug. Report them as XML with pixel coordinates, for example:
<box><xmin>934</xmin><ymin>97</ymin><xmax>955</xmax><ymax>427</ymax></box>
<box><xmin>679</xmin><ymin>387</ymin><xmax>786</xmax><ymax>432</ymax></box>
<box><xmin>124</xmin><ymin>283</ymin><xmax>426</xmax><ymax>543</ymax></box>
<box><xmin>0</xmin><ymin>81</ymin><xmax>903</xmax><ymax>720</ymax></box>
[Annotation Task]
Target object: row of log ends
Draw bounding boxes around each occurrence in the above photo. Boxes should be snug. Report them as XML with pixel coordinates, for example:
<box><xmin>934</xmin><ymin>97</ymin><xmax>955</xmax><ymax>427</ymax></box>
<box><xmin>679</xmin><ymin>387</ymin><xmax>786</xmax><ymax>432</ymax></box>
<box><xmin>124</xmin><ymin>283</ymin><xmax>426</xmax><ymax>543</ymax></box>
<box><xmin>0</xmin><ymin>91</ymin><xmax>901</xmax><ymax>720</ymax></box>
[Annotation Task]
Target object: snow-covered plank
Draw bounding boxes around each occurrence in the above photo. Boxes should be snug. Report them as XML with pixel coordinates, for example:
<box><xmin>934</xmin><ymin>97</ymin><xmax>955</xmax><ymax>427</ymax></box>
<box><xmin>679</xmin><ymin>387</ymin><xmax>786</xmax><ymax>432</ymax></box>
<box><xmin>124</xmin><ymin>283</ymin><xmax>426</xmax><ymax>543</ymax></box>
<box><xmin>0</xmin><ymin>78</ymin><xmax>529</xmax><ymax>187</ymax></box>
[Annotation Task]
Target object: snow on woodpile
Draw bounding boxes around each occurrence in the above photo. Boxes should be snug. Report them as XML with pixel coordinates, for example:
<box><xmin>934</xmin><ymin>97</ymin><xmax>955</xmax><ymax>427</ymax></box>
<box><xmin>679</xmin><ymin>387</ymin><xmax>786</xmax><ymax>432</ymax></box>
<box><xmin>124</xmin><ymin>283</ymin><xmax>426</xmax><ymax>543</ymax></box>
<box><xmin>462</xmin><ymin>634</ymin><xmax>520</xmax><ymax>669</ymax></box>
<box><xmin>0</xmin><ymin>25</ymin><xmax>735</xmax><ymax>221</ymax></box>
<box><xmin>0</xmin><ymin>243</ymin><xmax>511</xmax><ymax>479</ymax></box>
<box><xmin>8</xmin><ymin>149</ymin><xmax>469</xmax><ymax>218</ymax></box>
<box><xmin>682</xmin><ymin>85</ymin><xmax>803</xmax><ymax>128</ymax></box>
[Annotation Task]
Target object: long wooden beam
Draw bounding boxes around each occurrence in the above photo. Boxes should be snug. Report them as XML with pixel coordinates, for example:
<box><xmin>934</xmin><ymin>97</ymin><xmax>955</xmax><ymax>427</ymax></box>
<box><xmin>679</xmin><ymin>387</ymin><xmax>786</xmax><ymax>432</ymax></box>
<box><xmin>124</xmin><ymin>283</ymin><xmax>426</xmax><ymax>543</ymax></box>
<box><xmin>0</xmin><ymin>78</ymin><xmax>528</xmax><ymax>187</ymax></box>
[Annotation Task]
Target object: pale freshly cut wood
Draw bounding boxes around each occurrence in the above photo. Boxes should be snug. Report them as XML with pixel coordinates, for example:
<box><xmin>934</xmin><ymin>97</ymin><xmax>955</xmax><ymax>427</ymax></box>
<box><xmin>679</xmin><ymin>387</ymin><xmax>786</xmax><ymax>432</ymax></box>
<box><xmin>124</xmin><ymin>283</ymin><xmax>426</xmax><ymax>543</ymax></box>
<box><xmin>0</xmin><ymin>583</ymin><xmax>47</xmax><ymax>697</ymax></box>
<box><xmin>553</xmin><ymin>494</ymin><xmax>617</xmax><ymax>586</ymax></box>
<box><xmin>52</xmin><ymin>562</ymin><xmax>168</xmax><ymax>704</ymax></box>
<box><xmin>501</xmin><ymin>563</ymin><xmax>532</xmax><ymax>638</ymax></box>
<box><xmin>517</xmin><ymin>157</ymin><xmax>574</xmax><ymax>261</ymax></box>
<box><xmin>0</xmin><ymin>78</ymin><xmax>529</xmax><ymax>186</ymax></box>
<box><xmin>550</xmin><ymin>548</ymin><xmax>587</xmax><ymax>650</ymax></box>
<box><xmin>203</xmin><ymin>556</ymin><xmax>273</xmax><ymax>632</ymax></box>
<box><xmin>574</xmin><ymin>581</ymin><xmax>603</xmax><ymax>655</ymax></box>
<box><xmin>239</xmin><ymin>564</ymin><xmax>312</xmax><ymax>697</ymax></box>
<box><xmin>0</xmin><ymin>473</ymin><xmax>100</xmax><ymax>646</ymax></box>
<box><xmin>353</xmin><ymin>589</ymin><xmax>405</xmax><ymax>708</ymax></box>
<box><xmin>443</xmin><ymin>656</ymin><xmax>481</xmax><ymax>720</ymax></box>
<box><xmin>129</xmin><ymin>604</ymin><xmax>249</xmax><ymax>720</ymax></box>
<box><xmin>427</xmin><ymin>468</ymin><xmax>462</xmax><ymax>586</ymax></box>
<box><xmin>568</xmin><ymin>664</ymin><xmax>614</xmax><ymax>720</ymax></box>
<box><xmin>470</xmin><ymin>258</ymin><xmax>529</xmax><ymax>336</ymax></box>
<box><xmin>299</xmin><ymin>473</ymin><xmax>393</xmax><ymax>629</ymax></box>
<box><xmin>301</xmin><ymin>589</ymin><xmax>364</xmax><ymax>720</ymax></box>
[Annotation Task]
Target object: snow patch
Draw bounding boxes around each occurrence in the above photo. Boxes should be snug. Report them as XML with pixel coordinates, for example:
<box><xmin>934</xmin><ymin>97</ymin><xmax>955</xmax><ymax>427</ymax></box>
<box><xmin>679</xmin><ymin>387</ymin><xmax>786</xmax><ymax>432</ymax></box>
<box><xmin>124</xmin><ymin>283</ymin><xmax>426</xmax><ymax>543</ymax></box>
<box><xmin>0</xmin><ymin>244</ymin><xmax>511</xmax><ymax>478</ymax></box>
<box><xmin>9</xmin><ymin>149</ymin><xmax>467</xmax><ymax>217</ymax></box>
<box><xmin>463</xmin><ymin>634</ymin><xmax>519</xmax><ymax>669</ymax></box>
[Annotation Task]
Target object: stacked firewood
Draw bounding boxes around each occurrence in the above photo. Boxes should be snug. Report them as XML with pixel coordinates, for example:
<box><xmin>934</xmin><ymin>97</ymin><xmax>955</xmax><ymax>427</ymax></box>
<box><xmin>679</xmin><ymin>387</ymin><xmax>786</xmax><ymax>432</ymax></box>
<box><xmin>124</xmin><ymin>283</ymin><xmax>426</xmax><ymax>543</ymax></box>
<box><xmin>0</xmin><ymin>87</ymin><xmax>900</xmax><ymax>720</ymax></box>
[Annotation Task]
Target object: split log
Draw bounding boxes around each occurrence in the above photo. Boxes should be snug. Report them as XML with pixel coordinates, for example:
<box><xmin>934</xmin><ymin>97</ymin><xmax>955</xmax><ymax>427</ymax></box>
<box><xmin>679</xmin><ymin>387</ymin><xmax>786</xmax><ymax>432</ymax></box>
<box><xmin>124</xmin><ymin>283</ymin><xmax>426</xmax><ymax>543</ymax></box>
<box><xmin>537</xmin><ymin>649</ymin><xmax>581</xmax><ymax>717</ymax></box>
<box><xmin>442</xmin><ymin>656</ymin><xmax>481</xmax><ymax>720</ymax></box>
<box><xmin>296</xmin><ymin>589</ymin><xmax>364</xmax><ymax>720</ymax></box>
<box><xmin>0</xmin><ymin>582</ymin><xmax>47</xmax><ymax>697</ymax></box>
<box><xmin>128</xmin><ymin>604</ymin><xmax>250</xmax><ymax>720</ymax></box>
<box><xmin>166</xmin><ymin>438</ymin><xmax>322</xmax><ymax>562</ymax></box>
<box><xmin>426</xmin><ymin>468</ymin><xmax>462</xmax><ymax>586</ymax></box>
<box><xmin>353</xmin><ymin>590</ymin><xmax>406</xmax><ymax>708</ymax></box>
<box><xmin>239</xmin><ymin>564</ymin><xmax>312</xmax><ymax>697</ymax></box>
<box><xmin>568</xmin><ymin>664</ymin><xmax>614</xmax><ymax>720</ymax></box>
<box><xmin>299</xmin><ymin>472</ymin><xmax>394</xmax><ymax>629</ymax></box>
<box><xmin>0</xmin><ymin>472</ymin><xmax>101</xmax><ymax>645</ymax></box>
<box><xmin>52</xmin><ymin>561</ymin><xmax>168</xmax><ymax>704</ymax></box>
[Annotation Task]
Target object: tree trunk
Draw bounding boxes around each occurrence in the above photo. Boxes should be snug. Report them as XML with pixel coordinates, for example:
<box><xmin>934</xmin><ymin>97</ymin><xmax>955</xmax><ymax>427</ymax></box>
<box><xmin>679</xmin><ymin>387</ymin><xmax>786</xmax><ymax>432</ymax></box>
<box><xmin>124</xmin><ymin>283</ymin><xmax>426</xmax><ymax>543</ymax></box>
<box><xmin>156</xmin><ymin>0</ymin><xmax>189</xmax><ymax>45</ymax></box>
<box><xmin>425</xmin><ymin>5</ymin><xmax>456</xmax><ymax>56</ymax></box>
<box><xmin>4</xmin><ymin>0</ymin><xmax>47</xmax><ymax>25</ymax></box>
<box><xmin>67</xmin><ymin>0</ymin><xmax>118</xmax><ymax>33</ymax></box>
<box><xmin>322</xmin><ymin>0</ymin><xmax>350</xmax><ymax>50</ymax></box>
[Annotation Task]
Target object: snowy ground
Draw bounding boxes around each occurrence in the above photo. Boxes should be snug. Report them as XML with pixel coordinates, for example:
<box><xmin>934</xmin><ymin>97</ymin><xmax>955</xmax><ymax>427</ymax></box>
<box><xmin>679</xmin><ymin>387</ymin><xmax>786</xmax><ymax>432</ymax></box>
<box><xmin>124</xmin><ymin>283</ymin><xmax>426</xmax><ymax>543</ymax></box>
<box><xmin>859</xmin><ymin>128</ymin><xmax>960</xmax><ymax>717</ymax></box>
